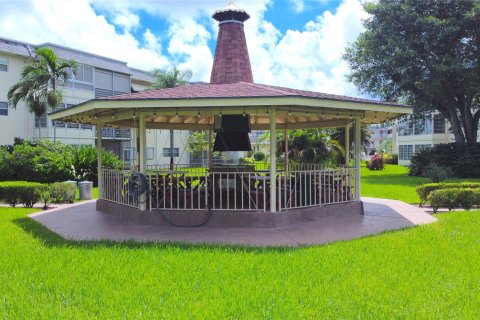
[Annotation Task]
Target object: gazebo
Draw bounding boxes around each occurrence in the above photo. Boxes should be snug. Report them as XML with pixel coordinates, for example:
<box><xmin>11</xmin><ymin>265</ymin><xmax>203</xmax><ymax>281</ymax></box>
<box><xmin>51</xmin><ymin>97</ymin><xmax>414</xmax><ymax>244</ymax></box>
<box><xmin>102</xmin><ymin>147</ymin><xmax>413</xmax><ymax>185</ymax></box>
<box><xmin>49</xmin><ymin>3</ymin><xmax>410</xmax><ymax>226</ymax></box>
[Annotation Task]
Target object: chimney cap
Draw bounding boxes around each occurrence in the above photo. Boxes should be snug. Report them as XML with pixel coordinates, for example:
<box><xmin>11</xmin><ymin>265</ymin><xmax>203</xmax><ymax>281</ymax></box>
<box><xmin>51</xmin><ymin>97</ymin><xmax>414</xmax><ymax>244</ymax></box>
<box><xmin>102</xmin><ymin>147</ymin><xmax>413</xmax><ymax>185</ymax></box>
<box><xmin>212</xmin><ymin>2</ymin><xmax>250</xmax><ymax>22</ymax></box>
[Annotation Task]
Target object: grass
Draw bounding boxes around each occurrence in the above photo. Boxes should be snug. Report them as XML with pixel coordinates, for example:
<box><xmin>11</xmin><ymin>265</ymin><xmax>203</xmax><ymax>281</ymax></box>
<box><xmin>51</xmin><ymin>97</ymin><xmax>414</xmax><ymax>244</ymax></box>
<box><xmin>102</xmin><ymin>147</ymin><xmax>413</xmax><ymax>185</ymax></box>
<box><xmin>361</xmin><ymin>164</ymin><xmax>480</xmax><ymax>204</ymax></box>
<box><xmin>361</xmin><ymin>165</ymin><xmax>429</xmax><ymax>203</ymax></box>
<box><xmin>1</xmin><ymin>207</ymin><xmax>480</xmax><ymax>318</ymax></box>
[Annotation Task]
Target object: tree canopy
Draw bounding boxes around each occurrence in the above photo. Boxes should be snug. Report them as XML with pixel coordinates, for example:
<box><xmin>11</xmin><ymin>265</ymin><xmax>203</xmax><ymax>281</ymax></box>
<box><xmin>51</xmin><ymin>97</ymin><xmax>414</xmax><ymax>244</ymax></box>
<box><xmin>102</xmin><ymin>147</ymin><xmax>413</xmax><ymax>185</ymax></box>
<box><xmin>149</xmin><ymin>67</ymin><xmax>193</xmax><ymax>90</ymax></box>
<box><xmin>8</xmin><ymin>47</ymin><xmax>76</xmax><ymax>117</ymax></box>
<box><xmin>345</xmin><ymin>0</ymin><xmax>480</xmax><ymax>143</ymax></box>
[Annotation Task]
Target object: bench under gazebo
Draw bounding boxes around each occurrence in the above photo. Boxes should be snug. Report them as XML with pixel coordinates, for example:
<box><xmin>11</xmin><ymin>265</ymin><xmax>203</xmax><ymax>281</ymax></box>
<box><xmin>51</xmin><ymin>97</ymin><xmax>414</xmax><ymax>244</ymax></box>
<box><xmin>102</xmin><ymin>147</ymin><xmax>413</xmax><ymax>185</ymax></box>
<box><xmin>49</xmin><ymin>3</ymin><xmax>410</xmax><ymax>227</ymax></box>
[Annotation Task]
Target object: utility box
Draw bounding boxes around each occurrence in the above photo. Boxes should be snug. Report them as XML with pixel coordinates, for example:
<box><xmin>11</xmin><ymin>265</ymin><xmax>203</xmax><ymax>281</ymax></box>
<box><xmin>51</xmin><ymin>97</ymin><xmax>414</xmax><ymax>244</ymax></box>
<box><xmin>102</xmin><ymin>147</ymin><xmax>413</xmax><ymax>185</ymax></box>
<box><xmin>78</xmin><ymin>181</ymin><xmax>93</xmax><ymax>200</ymax></box>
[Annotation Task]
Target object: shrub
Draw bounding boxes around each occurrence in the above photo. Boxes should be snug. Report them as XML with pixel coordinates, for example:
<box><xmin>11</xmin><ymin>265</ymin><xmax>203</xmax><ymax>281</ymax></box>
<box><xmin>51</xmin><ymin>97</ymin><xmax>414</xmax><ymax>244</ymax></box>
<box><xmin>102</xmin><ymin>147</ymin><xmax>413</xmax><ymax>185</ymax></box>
<box><xmin>253</xmin><ymin>152</ymin><xmax>265</xmax><ymax>161</ymax></box>
<box><xmin>0</xmin><ymin>181</ymin><xmax>44</xmax><ymax>208</ymax></box>
<box><xmin>238</xmin><ymin>157</ymin><xmax>254</xmax><ymax>164</ymax></box>
<box><xmin>49</xmin><ymin>182</ymin><xmax>77</xmax><ymax>203</ymax></box>
<box><xmin>416</xmin><ymin>182</ymin><xmax>480</xmax><ymax>205</ymax></box>
<box><xmin>367</xmin><ymin>154</ymin><xmax>385</xmax><ymax>170</ymax></box>
<box><xmin>425</xmin><ymin>163</ymin><xmax>453</xmax><ymax>183</ymax></box>
<box><xmin>385</xmin><ymin>153</ymin><xmax>398</xmax><ymax>165</ymax></box>
<box><xmin>71</xmin><ymin>145</ymin><xmax>123</xmax><ymax>186</ymax></box>
<box><xmin>409</xmin><ymin>143</ymin><xmax>480</xmax><ymax>178</ymax></box>
<box><xmin>428</xmin><ymin>188</ymin><xmax>480</xmax><ymax>213</ymax></box>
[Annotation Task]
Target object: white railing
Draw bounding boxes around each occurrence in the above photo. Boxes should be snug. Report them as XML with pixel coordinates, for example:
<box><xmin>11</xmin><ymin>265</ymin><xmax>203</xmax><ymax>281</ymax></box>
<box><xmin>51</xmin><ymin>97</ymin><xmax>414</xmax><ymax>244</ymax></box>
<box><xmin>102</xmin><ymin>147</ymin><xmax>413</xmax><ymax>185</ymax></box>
<box><xmin>102</xmin><ymin>169</ymin><xmax>139</xmax><ymax>208</ymax></box>
<box><xmin>101</xmin><ymin>165</ymin><xmax>357</xmax><ymax>212</ymax></box>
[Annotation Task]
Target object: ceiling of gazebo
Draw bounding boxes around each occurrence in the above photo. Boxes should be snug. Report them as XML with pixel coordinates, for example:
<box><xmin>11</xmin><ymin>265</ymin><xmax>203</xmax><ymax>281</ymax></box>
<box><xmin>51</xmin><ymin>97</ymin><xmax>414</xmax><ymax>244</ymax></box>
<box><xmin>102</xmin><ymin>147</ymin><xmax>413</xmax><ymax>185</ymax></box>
<box><xmin>49</xmin><ymin>82</ymin><xmax>411</xmax><ymax>130</ymax></box>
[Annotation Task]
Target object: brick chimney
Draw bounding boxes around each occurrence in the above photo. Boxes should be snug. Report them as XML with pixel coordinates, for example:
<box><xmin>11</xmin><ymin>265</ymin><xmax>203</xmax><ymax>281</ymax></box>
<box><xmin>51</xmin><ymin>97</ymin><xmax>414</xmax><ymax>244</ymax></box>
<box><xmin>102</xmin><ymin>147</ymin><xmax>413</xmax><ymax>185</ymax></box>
<box><xmin>210</xmin><ymin>3</ymin><xmax>254</xmax><ymax>84</ymax></box>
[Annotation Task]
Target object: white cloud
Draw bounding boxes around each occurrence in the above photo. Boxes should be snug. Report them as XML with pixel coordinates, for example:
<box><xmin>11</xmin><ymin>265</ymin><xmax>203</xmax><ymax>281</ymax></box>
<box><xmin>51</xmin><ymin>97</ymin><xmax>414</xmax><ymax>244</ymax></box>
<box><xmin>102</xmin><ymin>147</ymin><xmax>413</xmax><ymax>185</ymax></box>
<box><xmin>0</xmin><ymin>0</ymin><xmax>367</xmax><ymax>97</ymax></box>
<box><xmin>246</xmin><ymin>0</ymin><xmax>367</xmax><ymax>96</ymax></box>
<box><xmin>113</xmin><ymin>10</ymin><xmax>140</xmax><ymax>32</ymax></box>
<box><xmin>289</xmin><ymin>0</ymin><xmax>305</xmax><ymax>13</ymax></box>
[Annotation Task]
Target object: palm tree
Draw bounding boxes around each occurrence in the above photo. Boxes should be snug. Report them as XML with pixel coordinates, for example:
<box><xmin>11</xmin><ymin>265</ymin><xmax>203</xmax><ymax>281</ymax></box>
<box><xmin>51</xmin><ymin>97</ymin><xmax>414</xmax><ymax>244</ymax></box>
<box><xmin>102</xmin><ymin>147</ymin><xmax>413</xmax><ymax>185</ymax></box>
<box><xmin>149</xmin><ymin>67</ymin><xmax>192</xmax><ymax>89</ymax></box>
<box><xmin>7</xmin><ymin>47</ymin><xmax>76</xmax><ymax>138</ymax></box>
<box><xmin>148</xmin><ymin>67</ymin><xmax>193</xmax><ymax>169</ymax></box>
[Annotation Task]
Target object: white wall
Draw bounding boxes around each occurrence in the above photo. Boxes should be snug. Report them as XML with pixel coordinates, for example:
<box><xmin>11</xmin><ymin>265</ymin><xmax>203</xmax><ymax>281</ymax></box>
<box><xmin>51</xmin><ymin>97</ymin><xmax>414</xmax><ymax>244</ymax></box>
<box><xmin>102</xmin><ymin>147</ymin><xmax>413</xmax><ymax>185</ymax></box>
<box><xmin>0</xmin><ymin>53</ymin><xmax>33</xmax><ymax>145</ymax></box>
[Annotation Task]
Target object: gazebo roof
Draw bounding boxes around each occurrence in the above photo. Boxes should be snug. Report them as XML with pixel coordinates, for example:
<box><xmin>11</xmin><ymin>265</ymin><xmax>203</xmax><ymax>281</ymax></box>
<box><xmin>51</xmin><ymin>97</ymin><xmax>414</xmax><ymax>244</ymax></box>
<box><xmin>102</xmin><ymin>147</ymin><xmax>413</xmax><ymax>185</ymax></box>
<box><xmin>49</xmin><ymin>81</ymin><xmax>410</xmax><ymax>130</ymax></box>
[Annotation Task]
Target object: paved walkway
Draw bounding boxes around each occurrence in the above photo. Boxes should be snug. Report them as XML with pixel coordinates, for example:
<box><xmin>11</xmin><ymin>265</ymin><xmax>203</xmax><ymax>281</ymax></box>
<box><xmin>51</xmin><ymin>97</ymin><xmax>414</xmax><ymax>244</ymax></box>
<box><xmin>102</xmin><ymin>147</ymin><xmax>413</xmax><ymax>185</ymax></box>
<box><xmin>29</xmin><ymin>198</ymin><xmax>436</xmax><ymax>247</ymax></box>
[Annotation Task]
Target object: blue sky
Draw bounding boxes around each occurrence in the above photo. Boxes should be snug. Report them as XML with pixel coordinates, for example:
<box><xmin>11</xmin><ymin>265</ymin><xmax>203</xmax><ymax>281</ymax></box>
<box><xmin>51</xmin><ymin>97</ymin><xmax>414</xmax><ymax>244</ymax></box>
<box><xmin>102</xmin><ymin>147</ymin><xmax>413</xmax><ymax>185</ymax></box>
<box><xmin>0</xmin><ymin>0</ymin><xmax>367</xmax><ymax>97</ymax></box>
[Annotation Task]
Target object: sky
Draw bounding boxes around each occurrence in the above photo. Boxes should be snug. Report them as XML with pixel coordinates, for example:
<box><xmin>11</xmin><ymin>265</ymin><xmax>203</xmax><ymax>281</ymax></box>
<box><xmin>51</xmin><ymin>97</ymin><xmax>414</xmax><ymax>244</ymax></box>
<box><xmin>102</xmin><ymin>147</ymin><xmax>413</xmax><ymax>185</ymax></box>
<box><xmin>0</xmin><ymin>0</ymin><xmax>368</xmax><ymax>97</ymax></box>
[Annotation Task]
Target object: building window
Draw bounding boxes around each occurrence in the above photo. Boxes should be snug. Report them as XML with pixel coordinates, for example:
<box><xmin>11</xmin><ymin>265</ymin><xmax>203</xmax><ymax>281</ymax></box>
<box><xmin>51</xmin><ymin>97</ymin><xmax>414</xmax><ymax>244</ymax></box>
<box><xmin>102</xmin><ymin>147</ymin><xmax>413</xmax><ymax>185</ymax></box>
<box><xmin>163</xmin><ymin>148</ymin><xmax>179</xmax><ymax>157</ymax></box>
<box><xmin>65</xmin><ymin>64</ymin><xmax>94</xmax><ymax>91</ymax></box>
<box><xmin>399</xmin><ymin>145</ymin><xmax>413</xmax><ymax>160</ymax></box>
<box><xmin>81</xmin><ymin>124</ymin><xmax>93</xmax><ymax>130</ymax></box>
<box><xmin>0</xmin><ymin>57</ymin><xmax>7</xmax><ymax>72</ymax></box>
<box><xmin>0</xmin><ymin>102</ymin><xmax>8</xmax><ymax>116</ymax></box>
<box><xmin>146</xmin><ymin>147</ymin><xmax>154</xmax><ymax>160</ymax></box>
<box><xmin>433</xmin><ymin>115</ymin><xmax>446</xmax><ymax>133</ymax></box>
<box><xmin>67</xmin><ymin>122</ymin><xmax>79</xmax><ymax>129</ymax></box>
<box><xmin>415</xmin><ymin>144</ymin><xmax>432</xmax><ymax>153</ymax></box>
<box><xmin>53</xmin><ymin>120</ymin><xmax>65</xmax><ymax>127</ymax></box>
<box><xmin>123</xmin><ymin>148</ymin><xmax>136</xmax><ymax>161</ymax></box>
<box><xmin>35</xmin><ymin>112</ymin><xmax>47</xmax><ymax>128</ymax></box>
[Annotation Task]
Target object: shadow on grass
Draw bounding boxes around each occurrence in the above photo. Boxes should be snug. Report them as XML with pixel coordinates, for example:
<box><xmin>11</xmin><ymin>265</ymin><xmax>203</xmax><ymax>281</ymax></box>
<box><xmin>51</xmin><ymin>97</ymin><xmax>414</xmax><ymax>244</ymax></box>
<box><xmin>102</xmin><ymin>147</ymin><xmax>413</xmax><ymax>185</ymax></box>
<box><xmin>362</xmin><ymin>174</ymin><xmax>428</xmax><ymax>186</ymax></box>
<box><xmin>12</xmin><ymin>216</ymin><xmax>297</xmax><ymax>253</ymax></box>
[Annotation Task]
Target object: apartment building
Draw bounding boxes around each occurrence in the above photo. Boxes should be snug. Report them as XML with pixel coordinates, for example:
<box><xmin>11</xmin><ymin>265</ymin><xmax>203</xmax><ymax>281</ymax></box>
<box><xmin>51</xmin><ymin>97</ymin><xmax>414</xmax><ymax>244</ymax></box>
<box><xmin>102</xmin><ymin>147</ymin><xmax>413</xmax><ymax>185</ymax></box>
<box><xmin>395</xmin><ymin>114</ymin><xmax>452</xmax><ymax>165</ymax></box>
<box><xmin>0</xmin><ymin>37</ymin><xmax>190</xmax><ymax>167</ymax></box>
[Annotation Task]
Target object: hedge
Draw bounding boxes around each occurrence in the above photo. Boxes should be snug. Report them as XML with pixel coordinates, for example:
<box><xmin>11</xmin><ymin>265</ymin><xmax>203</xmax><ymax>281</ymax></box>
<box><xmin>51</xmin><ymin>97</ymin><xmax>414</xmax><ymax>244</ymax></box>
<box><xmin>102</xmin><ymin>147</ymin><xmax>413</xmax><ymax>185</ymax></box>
<box><xmin>416</xmin><ymin>182</ymin><xmax>480</xmax><ymax>205</ymax></box>
<box><xmin>0</xmin><ymin>181</ymin><xmax>78</xmax><ymax>208</ymax></box>
<box><xmin>428</xmin><ymin>188</ymin><xmax>480</xmax><ymax>213</ymax></box>
<box><xmin>0</xmin><ymin>181</ymin><xmax>45</xmax><ymax>208</ymax></box>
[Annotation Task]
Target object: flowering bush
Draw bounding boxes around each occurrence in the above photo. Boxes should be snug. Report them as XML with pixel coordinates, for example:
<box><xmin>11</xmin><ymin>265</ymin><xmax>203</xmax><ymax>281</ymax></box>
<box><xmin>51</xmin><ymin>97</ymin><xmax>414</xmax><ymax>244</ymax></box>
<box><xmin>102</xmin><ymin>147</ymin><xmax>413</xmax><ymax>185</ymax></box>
<box><xmin>367</xmin><ymin>153</ymin><xmax>386</xmax><ymax>170</ymax></box>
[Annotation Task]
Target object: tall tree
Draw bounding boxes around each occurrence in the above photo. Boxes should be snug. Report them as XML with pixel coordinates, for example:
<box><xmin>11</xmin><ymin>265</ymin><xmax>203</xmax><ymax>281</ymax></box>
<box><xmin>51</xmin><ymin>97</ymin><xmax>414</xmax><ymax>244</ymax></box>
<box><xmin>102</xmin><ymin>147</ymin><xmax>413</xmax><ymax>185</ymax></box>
<box><xmin>8</xmin><ymin>47</ymin><xmax>77</xmax><ymax>138</ymax></box>
<box><xmin>344</xmin><ymin>0</ymin><xmax>480</xmax><ymax>143</ymax></box>
<box><xmin>148</xmin><ymin>67</ymin><xmax>193</xmax><ymax>169</ymax></box>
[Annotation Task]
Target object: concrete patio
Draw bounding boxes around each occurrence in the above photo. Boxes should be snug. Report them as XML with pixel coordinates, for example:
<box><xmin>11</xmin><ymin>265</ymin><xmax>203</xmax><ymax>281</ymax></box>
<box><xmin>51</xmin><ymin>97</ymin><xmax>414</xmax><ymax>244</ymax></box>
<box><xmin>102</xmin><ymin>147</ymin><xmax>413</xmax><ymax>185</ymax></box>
<box><xmin>29</xmin><ymin>197</ymin><xmax>436</xmax><ymax>247</ymax></box>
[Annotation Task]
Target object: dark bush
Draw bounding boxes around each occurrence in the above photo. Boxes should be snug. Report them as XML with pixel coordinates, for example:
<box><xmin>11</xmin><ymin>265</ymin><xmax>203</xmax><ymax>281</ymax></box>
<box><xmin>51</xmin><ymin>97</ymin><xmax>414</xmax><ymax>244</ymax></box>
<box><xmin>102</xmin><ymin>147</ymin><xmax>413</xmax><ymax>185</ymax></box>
<box><xmin>409</xmin><ymin>143</ymin><xmax>480</xmax><ymax>178</ymax></box>
<box><xmin>0</xmin><ymin>181</ymin><xmax>45</xmax><ymax>208</ymax></box>
<box><xmin>425</xmin><ymin>163</ymin><xmax>453</xmax><ymax>183</ymax></box>
<box><xmin>367</xmin><ymin>154</ymin><xmax>385</xmax><ymax>170</ymax></box>
<box><xmin>385</xmin><ymin>153</ymin><xmax>398</xmax><ymax>165</ymax></box>
<box><xmin>253</xmin><ymin>152</ymin><xmax>265</xmax><ymax>161</ymax></box>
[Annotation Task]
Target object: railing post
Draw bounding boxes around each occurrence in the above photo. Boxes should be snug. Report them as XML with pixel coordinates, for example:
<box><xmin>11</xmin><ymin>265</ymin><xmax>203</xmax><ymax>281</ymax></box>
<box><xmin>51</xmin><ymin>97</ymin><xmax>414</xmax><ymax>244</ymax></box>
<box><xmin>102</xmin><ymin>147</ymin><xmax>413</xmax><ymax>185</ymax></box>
<box><xmin>354</xmin><ymin>116</ymin><xmax>361</xmax><ymax>201</ymax></box>
<box><xmin>96</xmin><ymin>120</ymin><xmax>103</xmax><ymax>199</ymax></box>
<box><xmin>269</xmin><ymin>108</ymin><xmax>277</xmax><ymax>212</ymax></box>
<box><xmin>138</xmin><ymin>114</ymin><xmax>147</xmax><ymax>210</ymax></box>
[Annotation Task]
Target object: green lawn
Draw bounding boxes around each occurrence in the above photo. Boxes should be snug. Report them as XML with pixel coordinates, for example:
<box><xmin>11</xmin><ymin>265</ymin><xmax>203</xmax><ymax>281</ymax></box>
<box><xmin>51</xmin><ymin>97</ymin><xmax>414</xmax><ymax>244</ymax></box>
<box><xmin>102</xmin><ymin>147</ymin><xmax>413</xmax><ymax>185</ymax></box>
<box><xmin>361</xmin><ymin>165</ymin><xmax>429</xmax><ymax>203</ymax></box>
<box><xmin>1</xmin><ymin>207</ymin><xmax>480</xmax><ymax>318</ymax></box>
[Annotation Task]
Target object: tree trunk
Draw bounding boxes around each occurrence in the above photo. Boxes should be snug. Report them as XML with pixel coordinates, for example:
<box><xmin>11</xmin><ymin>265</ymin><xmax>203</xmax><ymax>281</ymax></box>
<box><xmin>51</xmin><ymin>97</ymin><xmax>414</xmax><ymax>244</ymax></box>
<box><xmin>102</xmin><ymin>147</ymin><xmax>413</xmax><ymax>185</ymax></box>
<box><xmin>447</xmin><ymin>109</ymin><xmax>466</xmax><ymax>143</ymax></box>
<box><xmin>460</xmin><ymin>105</ymin><xmax>478</xmax><ymax>143</ymax></box>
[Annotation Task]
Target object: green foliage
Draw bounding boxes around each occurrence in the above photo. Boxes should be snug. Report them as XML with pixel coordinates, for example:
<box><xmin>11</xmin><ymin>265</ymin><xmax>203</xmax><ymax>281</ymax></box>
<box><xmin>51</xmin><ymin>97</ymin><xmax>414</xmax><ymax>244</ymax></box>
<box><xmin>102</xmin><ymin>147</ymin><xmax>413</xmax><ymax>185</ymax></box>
<box><xmin>285</xmin><ymin>129</ymin><xmax>345</xmax><ymax>164</ymax></box>
<box><xmin>71</xmin><ymin>145</ymin><xmax>123</xmax><ymax>185</ymax></box>
<box><xmin>148</xmin><ymin>66</ymin><xmax>192</xmax><ymax>89</ymax></box>
<box><xmin>0</xmin><ymin>140</ymin><xmax>74</xmax><ymax>183</ymax></box>
<box><xmin>384</xmin><ymin>153</ymin><xmax>398</xmax><ymax>165</ymax></box>
<box><xmin>345</xmin><ymin>0</ymin><xmax>480</xmax><ymax>143</ymax></box>
<box><xmin>253</xmin><ymin>151</ymin><xmax>265</xmax><ymax>161</ymax></box>
<box><xmin>48</xmin><ymin>182</ymin><xmax>77</xmax><ymax>203</ymax></box>
<box><xmin>409</xmin><ymin>143</ymin><xmax>480</xmax><ymax>178</ymax></box>
<box><xmin>7</xmin><ymin>47</ymin><xmax>76</xmax><ymax>120</ymax></box>
<box><xmin>0</xmin><ymin>181</ymin><xmax>44</xmax><ymax>208</ymax></box>
<box><xmin>186</xmin><ymin>131</ymin><xmax>208</xmax><ymax>160</ymax></box>
<box><xmin>0</xmin><ymin>140</ymin><xmax>123</xmax><ymax>185</ymax></box>
<box><xmin>416</xmin><ymin>182</ymin><xmax>480</xmax><ymax>205</ymax></box>
<box><xmin>425</xmin><ymin>163</ymin><xmax>453</xmax><ymax>183</ymax></box>
<box><xmin>428</xmin><ymin>188</ymin><xmax>480</xmax><ymax>213</ymax></box>
<box><xmin>238</xmin><ymin>157</ymin><xmax>254</xmax><ymax>165</ymax></box>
